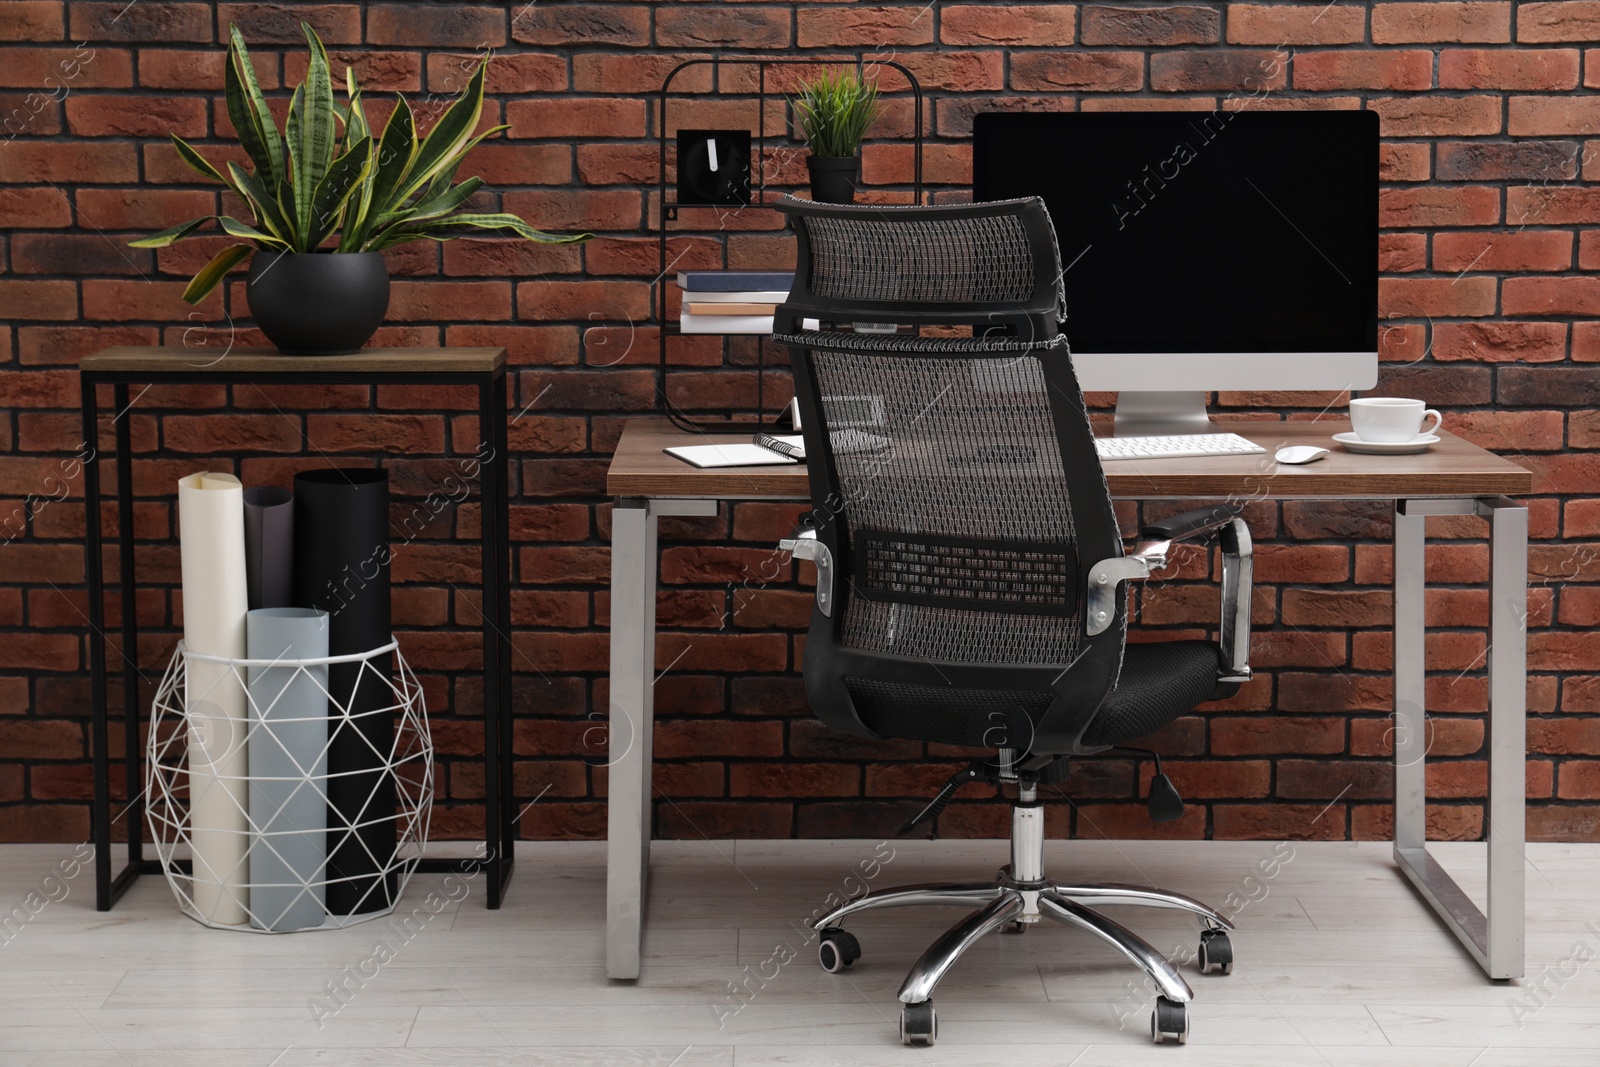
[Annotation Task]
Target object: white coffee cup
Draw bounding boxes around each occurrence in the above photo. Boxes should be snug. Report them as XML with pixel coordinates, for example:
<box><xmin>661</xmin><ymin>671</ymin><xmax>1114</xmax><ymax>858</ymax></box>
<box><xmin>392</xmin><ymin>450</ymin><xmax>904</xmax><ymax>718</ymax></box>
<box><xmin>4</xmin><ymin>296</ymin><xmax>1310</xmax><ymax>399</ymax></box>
<box><xmin>1349</xmin><ymin>397</ymin><xmax>1442</xmax><ymax>443</ymax></box>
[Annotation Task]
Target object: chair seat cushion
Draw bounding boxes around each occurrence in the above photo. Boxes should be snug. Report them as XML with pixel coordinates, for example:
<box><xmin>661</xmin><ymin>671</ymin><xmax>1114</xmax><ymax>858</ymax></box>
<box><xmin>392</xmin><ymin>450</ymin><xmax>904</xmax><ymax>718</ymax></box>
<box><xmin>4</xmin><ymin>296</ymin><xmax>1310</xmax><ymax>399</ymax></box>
<box><xmin>1081</xmin><ymin>641</ymin><xmax>1230</xmax><ymax>747</ymax></box>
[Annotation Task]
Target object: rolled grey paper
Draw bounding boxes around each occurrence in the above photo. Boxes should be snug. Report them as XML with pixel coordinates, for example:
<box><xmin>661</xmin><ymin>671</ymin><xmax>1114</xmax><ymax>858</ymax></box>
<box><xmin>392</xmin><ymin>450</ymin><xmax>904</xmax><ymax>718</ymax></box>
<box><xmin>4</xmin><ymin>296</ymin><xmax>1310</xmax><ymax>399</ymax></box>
<box><xmin>243</xmin><ymin>486</ymin><xmax>294</xmax><ymax>610</ymax></box>
<box><xmin>293</xmin><ymin>468</ymin><xmax>395</xmax><ymax>915</ymax></box>
<box><xmin>246</xmin><ymin>607</ymin><xmax>330</xmax><ymax>932</ymax></box>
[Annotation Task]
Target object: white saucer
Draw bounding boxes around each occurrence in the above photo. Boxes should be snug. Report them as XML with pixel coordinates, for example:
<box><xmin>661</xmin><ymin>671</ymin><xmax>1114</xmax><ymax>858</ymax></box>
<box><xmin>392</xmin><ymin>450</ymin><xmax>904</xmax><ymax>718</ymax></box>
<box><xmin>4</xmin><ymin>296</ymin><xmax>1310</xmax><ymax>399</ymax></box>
<box><xmin>1332</xmin><ymin>431</ymin><xmax>1440</xmax><ymax>455</ymax></box>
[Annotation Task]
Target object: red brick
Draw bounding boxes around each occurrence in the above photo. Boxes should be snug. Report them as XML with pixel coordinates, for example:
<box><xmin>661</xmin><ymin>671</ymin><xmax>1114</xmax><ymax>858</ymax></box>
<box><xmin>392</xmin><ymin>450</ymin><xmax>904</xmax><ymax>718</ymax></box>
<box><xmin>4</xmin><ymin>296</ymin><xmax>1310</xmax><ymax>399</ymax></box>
<box><xmin>428</xmin><ymin>52</ymin><xmax>563</xmax><ymax>95</ymax></box>
<box><xmin>1368</xmin><ymin>96</ymin><xmax>1502</xmax><ymax>136</ymax></box>
<box><xmin>441</xmin><ymin>235</ymin><xmax>582</xmax><ymax>278</ymax></box>
<box><xmin>1436</xmin><ymin>139</ymin><xmax>1579</xmax><ymax>181</ymax></box>
<box><xmin>1518</xmin><ymin>1</ymin><xmax>1600</xmax><ymax>41</ymax></box>
<box><xmin>0</xmin><ymin>633</ymin><xmax>79</xmax><ymax>671</ymax></box>
<box><xmin>0</xmin><ymin>280</ymin><xmax>76</xmax><ymax>321</ymax></box>
<box><xmin>1509</xmin><ymin>186</ymin><xmax>1600</xmax><ymax>226</ymax></box>
<box><xmin>366</xmin><ymin>4</ymin><xmax>506</xmax><ymax>47</ymax></box>
<box><xmin>517</xmin><ymin>280</ymin><xmax>648</xmax><ymax>323</ymax></box>
<box><xmin>1434</xmin><ymin>321</ymin><xmax>1568</xmax><ymax>363</ymax></box>
<box><xmin>941</xmin><ymin>5</ymin><xmax>1076</xmax><ymax>45</ymax></box>
<box><xmin>0</xmin><ymin>187</ymin><xmax>71</xmax><ymax>230</ymax></box>
<box><xmin>1380</xmin><ymin>186</ymin><xmax>1500</xmax><ymax>228</ymax></box>
<box><xmin>66</xmin><ymin>94</ymin><xmax>207</xmax><ymax>137</ymax></box>
<box><xmin>0</xmin><ymin>142</ymin><xmax>138</xmax><ymax>182</ymax></box>
<box><xmin>135</xmin><ymin>48</ymin><xmax>275</xmax><ymax>91</ymax></box>
<box><xmin>1582</xmin><ymin>231</ymin><xmax>1600</xmax><ymax>270</ymax></box>
<box><xmin>1440</xmin><ymin>47</ymin><xmax>1580</xmax><ymax>89</ymax></box>
<box><xmin>1296</xmin><ymin>50</ymin><xmax>1433</xmax><ymax>91</ymax></box>
<box><xmin>894</xmin><ymin>52</ymin><xmax>1005</xmax><ymax>93</ymax></box>
<box><xmin>1227</xmin><ymin>4</ymin><xmax>1365</xmax><ymax>44</ymax></box>
<box><xmin>0</xmin><ymin>2</ymin><xmax>64</xmax><ymax>40</ymax></box>
<box><xmin>515</xmin><ymin>4</ymin><xmax>652</xmax><ymax>47</ymax></box>
<box><xmin>1380</xmin><ymin>143</ymin><xmax>1433</xmax><ymax>182</ymax></box>
<box><xmin>504</xmin><ymin>97</ymin><xmax>646</xmax><ymax>141</ymax></box>
<box><xmin>379</xmin><ymin>281</ymin><xmax>511</xmax><ymax>323</ymax></box>
<box><xmin>657</xmin><ymin>5</ymin><xmax>791</xmax><ymax>48</ymax></box>
<box><xmin>1573</xmin><ymin>325</ymin><xmax>1600</xmax><ymax>366</ymax></box>
<box><xmin>1378</xmin><ymin>232</ymin><xmax>1427</xmax><ymax>272</ymax></box>
<box><xmin>797</xmin><ymin>6</ymin><xmax>933</xmax><ymax>47</ymax></box>
<box><xmin>502</xmin><ymin>189</ymin><xmax>640</xmax><ymax>233</ymax></box>
<box><xmin>1502</xmin><ymin>277</ymin><xmax>1600</xmax><ymax>316</ymax></box>
<box><xmin>1081</xmin><ymin>5</ymin><xmax>1218</xmax><ymax>45</ymax></box>
<box><xmin>75</xmin><ymin>188</ymin><xmax>215</xmax><ymax>232</ymax></box>
<box><xmin>1372</xmin><ymin>2</ymin><xmax>1511</xmax><ymax>43</ymax></box>
<box><xmin>1433</xmin><ymin>230</ymin><xmax>1572</xmax><ymax>272</ymax></box>
<box><xmin>217</xmin><ymin>3</ymin><xmax>362</xmax><ymax>43</ymax></box>
<box><xmin>0</xmin><ymin>46</ymin><xmax>132</xmax><ymax>89</ymax></box>
<box><xmin>285</xmin><ymin>49</ymin><xmax>421</xmax><ymax>92</ymax></box>
<box><xmin>1010</xmin><ymin>52</ymin><xmax>1144</xmax><ymax>91</ymax></box>
<box><xmin>70</xmin><ymin>2</ymin><xmax>211</xmax><ymax>42</ymax></box>
<box><xmin>1510</xmin><ymin>97</ymin><xmax>1600</xmax><ymax>137</ymax></box>
<box><xmin>1214</xmin><ymin>803</ymin><xmax>1347</xmax><ymax>840</ymax></box>
<box><xmin>1557</xmin><ymin>762</ymin><xmax>1600</xmax><ymax>799</ymax></box>
<box><xmin>1380</xmin><ymin>277</ymin><xmax>1498</xmax><ymax>318</ymax></box>
<box><xmin>1150</xmin><ymin>50</ymin><xmax>1286</xmax><ymax>92</ymax></box>
<box><xmin>731</xmin><ymin>762</ymin><xmax>856</xmax><ymax>798</ymax></box>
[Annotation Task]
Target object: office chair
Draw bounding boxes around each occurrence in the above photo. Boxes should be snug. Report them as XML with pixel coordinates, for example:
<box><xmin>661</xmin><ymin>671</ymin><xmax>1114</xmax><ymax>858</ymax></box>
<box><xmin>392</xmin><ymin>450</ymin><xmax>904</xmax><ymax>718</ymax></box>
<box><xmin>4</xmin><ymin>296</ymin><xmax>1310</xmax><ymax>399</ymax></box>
<box><xmin>771</xmin><ymin>195</ymin><xmax>1255</xmax><ymax>1046</ymax></box>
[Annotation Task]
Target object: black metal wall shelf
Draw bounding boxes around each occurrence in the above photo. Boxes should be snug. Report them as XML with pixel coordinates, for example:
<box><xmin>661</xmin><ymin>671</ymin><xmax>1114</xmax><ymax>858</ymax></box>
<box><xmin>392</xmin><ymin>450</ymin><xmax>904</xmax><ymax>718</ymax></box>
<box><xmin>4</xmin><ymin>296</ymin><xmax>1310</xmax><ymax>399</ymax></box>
<box><xmin>652</xmin><ymin>56</ymin><xmax>926</xmax><ymax>433</ymax></box>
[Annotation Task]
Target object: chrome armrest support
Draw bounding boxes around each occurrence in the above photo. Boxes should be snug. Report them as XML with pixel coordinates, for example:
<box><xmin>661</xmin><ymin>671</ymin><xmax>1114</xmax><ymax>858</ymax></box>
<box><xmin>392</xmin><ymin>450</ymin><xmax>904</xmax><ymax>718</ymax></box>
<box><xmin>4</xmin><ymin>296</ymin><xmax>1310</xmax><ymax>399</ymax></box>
<box><xmin>1217</xmin><ymin>518</ymin><xmax>1253</xmax><ymax>681</ymax></box>
<box><xmin>1085</xmin><ymin>542</ymin><xmax>1169</xmax><ymax>637</ymax></box>
<box><xmin>778</xmin><ymin>528</ymin><xmax>835</xmax><ymax>617</ymax></box>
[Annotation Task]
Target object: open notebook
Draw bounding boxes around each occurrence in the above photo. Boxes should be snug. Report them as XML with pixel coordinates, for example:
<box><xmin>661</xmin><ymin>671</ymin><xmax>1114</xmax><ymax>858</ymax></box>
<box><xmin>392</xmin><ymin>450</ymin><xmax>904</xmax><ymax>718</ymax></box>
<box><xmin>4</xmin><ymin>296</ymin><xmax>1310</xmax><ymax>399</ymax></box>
<box><xmin>664</xmin><ymin>434</ymin><xmax>804</xmax><ymax>469</ymax></box>
<box><xmin>665</xmin><ymin>430</ymin><xmax>890</xmax><ymax>469</ymax></box>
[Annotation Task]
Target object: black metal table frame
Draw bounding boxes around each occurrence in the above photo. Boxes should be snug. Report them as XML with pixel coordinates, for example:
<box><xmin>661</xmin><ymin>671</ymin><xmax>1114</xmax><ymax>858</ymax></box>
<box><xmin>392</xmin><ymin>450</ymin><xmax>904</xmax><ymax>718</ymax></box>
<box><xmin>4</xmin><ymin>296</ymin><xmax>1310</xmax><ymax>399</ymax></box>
<box><xmin>79</xmin><ymin>363</ymin><xmax>515</xmax><ymax>910</ymax></box>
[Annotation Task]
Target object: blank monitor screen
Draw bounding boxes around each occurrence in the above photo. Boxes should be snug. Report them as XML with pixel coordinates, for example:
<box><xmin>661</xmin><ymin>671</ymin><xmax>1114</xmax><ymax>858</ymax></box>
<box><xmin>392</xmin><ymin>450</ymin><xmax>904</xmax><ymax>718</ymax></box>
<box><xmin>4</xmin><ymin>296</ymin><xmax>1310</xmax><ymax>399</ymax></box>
<box><xmin>973</xmin><ymin>110</ymin><xmax>1378</xmax><ymax>355</ymax></box>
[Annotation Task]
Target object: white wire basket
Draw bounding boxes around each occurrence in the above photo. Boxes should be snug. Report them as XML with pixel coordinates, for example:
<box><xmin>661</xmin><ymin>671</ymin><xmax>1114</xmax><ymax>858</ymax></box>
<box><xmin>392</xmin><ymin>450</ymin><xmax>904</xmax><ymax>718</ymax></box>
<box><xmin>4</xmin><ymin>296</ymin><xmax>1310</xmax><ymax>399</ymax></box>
<box><xmin>147</xmin><ymin>638</ymin><xmax>433</xmax><ymax>932</ymax></box>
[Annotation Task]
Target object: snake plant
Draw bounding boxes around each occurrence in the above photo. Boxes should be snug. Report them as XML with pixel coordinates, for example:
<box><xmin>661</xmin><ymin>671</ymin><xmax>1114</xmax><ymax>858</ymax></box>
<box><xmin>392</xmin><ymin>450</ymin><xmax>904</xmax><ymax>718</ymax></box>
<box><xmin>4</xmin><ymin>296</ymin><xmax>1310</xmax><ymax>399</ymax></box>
<box><xmin>793</xmin><ymin>68</ymin><xmax>883</xmax><ymax>158</ymax></box>
<box><xmin>131</xmin><ymin>23</ymin><xmax>588</xmax><ymax>304</ymax></box>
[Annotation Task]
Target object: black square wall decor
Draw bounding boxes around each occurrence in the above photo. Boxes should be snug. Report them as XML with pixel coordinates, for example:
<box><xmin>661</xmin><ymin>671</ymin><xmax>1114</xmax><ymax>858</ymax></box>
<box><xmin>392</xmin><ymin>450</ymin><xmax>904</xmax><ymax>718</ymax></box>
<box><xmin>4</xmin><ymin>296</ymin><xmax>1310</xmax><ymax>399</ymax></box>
<box><xmin>676</xmin><ymin>129</ymin><xmax>752</xmax><ymax>206</ymax></box>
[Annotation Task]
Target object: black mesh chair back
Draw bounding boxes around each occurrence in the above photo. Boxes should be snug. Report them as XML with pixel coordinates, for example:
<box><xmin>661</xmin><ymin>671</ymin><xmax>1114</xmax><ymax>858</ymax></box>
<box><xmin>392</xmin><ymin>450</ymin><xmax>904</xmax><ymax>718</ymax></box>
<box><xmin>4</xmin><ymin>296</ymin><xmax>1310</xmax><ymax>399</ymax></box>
<box><xmin>773</xmin><ymin>196</ymin><xmax>1127</xmax><ymax>758</ymax></box>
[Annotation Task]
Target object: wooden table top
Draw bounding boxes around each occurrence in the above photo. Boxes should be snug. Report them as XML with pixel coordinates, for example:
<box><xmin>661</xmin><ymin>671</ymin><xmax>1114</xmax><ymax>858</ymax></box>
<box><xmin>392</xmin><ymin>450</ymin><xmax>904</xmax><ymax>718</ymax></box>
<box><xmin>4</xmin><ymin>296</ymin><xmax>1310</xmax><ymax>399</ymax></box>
<box><xmin>608</xmin><ymin>417</ymin><xmax>1534</xmax><ymax>501</ymax></box>
<box><xmin>79</xmin><ymin>346</ymin><xmax>506</xmax><ymax>376</ymax></box>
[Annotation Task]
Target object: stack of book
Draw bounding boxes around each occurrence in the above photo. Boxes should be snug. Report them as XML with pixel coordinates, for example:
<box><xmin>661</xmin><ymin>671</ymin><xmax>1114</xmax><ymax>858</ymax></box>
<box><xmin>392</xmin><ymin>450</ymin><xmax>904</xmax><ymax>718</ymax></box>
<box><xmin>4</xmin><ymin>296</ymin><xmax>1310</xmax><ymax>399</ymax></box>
<box><xmin>677</xmin><ymin>270</ymin><xmax>794</xmax><ymax>334</ymax></box>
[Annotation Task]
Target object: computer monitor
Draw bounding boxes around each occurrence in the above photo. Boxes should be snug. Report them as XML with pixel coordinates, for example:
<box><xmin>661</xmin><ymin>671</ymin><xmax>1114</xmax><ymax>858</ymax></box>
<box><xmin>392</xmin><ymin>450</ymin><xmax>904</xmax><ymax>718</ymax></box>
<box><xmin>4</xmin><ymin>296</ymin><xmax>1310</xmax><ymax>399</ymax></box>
<box><xmin>973</xmin><ymin>109</ymin><xmax>1379</xmax><ymax>435</ymax></box>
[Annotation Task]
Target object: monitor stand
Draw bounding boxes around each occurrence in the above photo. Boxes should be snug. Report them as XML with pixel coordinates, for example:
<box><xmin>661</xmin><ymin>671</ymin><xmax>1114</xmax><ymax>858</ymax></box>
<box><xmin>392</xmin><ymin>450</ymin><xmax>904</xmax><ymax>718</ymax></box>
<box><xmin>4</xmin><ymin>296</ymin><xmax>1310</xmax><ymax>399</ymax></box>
<box><xmin>1113</xmin><ymin>391</ymin><xmax>1214</xmax><ymax>437</ymax></box>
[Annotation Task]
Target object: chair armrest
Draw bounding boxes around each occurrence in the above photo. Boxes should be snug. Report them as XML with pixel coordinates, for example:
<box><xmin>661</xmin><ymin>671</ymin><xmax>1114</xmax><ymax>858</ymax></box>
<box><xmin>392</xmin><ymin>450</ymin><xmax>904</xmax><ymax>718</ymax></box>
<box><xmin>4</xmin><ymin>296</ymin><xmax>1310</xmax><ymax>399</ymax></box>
<box><xmin>1140</xmin><ymin>504</ymin><xmax>1241</xmax><ymax>544</ymax></box>
<box><xmin>777</xmin><ymin>528</ymin><xmax>835</xmax><ymax>618</ymax></box>
<box><xmin>1217</xmin><ymin>517</ymin><xmax>1253</xmax><ymax>681</ymax></box>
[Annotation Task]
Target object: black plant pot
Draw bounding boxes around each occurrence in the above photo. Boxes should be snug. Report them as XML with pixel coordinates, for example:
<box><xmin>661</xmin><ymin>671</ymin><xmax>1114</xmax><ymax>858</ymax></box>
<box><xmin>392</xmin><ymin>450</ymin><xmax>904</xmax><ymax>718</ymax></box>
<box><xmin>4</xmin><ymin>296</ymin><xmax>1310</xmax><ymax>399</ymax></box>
<box><xmin>807</xmin><ymin>155</ymin><xmax>861</xmax><ymax>204</ymax></box>
<box><xmin>247</xmin><ymin>251</ymin><xmax>390</xmax><ymax>356</ymax></box>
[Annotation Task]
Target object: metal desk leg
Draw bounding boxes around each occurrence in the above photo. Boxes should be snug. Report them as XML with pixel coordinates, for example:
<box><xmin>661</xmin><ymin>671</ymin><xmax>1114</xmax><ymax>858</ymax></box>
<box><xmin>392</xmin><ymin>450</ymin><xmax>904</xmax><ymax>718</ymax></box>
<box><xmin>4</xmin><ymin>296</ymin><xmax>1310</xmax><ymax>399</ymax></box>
<box><xmin>606</xmin><ymin>496</ymin><xmax>716</xmax><ymax>979</ymax></box>
<box><xmin>1392</xmin><ymin>497</ymin><xmax>1526</xmax><ymax>980</ymax></box>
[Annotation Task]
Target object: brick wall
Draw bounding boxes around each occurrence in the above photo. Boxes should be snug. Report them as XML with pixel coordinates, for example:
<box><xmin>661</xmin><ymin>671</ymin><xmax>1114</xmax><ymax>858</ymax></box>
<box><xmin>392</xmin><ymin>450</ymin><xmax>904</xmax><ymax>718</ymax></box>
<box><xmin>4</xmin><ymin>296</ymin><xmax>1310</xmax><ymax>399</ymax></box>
<box><xmin>2</xmin><ymin>1</ymin><xmax>1599</xmax><ymax>845</ymax></box>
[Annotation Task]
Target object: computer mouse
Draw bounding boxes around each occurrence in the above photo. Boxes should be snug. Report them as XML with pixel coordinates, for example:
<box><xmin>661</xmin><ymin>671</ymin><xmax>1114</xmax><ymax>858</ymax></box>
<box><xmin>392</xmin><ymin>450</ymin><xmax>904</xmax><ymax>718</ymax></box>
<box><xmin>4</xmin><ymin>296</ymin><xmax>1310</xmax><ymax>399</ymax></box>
<box><xmin>1275</xmin><ymin>445</ymin><xmax>1330</xmax><ymax>465</ymax></box>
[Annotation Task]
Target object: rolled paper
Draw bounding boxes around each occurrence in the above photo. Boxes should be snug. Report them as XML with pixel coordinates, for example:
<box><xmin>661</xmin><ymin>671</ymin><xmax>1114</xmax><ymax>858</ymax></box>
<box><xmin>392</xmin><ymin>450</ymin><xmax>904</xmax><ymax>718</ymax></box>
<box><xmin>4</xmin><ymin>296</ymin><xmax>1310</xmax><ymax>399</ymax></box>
<box><xmin>178</xmin><ymin>471</ymin><xmax>250</xmax><ymax>925</ymax></box>
<box><xmin>293</xmin><ymin>468</ymin><xmax>396</xmax><ymax>915</ymax></box>
<box><xmin>247</xmin><ymin>607</ymin><xmax>330</xmax><ymax>932</ymax></box>
<box><xmin>243</xmin><ymin>486</ymin><xmax>294</xmax><ymax>609</ymax></box>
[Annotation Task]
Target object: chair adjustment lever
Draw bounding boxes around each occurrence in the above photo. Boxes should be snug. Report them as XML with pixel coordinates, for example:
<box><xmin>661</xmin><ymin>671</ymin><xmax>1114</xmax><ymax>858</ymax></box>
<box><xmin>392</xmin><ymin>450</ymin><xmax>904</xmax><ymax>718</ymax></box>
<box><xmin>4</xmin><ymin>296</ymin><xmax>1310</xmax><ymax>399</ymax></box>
<box><xmin>895</xmin><ymin>764</ymin><xmax>982</xmax><ymax>837</ymax></box>
<box><xmin>1103</xmin><ymin>747</ymin><xmax>1185</xmax><ymax>824</ymax></box>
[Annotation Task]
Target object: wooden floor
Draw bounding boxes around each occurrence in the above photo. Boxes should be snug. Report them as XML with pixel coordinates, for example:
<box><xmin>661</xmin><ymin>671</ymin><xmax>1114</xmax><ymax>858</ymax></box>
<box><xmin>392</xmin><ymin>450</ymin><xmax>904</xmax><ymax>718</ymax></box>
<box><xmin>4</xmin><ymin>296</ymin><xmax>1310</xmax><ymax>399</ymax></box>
<box><xmin>2</xmin><ymin>839</ymin><xmax>1598</xmax><ymax>1065</ymax></box>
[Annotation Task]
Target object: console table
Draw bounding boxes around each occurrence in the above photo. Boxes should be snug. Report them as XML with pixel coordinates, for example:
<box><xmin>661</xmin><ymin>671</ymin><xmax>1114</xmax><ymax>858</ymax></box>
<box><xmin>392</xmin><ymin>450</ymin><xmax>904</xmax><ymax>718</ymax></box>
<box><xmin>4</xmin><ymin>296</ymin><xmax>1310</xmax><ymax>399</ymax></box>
<box><xmin>78</xmin><ymin>346</ymin><xmax>515</xmax><ymax>910</ymax></box>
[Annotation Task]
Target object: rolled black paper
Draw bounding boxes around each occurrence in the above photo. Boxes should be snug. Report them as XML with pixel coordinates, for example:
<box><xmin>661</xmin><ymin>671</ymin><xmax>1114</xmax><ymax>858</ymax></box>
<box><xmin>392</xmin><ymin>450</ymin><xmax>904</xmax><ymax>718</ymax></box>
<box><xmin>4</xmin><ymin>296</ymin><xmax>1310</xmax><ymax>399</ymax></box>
<box><xmin>292</xmin><ymin>468</ymin><xmax>395</xmax><ymax>915</ymax></box>
<box><xmin>243</xmin><ymin>486</ymin><xmax>294</xmax><ymax>609</ymax></box>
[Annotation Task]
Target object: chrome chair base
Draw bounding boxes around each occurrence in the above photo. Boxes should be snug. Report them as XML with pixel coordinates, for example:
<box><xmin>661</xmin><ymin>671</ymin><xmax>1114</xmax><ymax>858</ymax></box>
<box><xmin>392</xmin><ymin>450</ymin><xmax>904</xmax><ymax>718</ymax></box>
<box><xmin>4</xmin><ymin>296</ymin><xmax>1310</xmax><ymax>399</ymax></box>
<box><xmin>811</xmin><ymin>794</ymin><xmax>1230</xmax><ymax>1046</ymax></box>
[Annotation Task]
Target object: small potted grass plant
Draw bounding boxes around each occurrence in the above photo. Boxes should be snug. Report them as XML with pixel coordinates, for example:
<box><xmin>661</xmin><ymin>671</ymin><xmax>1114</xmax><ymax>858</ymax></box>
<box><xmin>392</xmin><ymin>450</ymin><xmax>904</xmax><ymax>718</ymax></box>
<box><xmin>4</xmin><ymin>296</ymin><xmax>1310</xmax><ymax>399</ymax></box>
<box><xmin>132</xmin><ymin>24</ymin><xmax>589</xmax><ymax>355</ymax></box>
<box><xmin>793</xmin><ymin>68</ymin><xmax>884</xmax><ymax>204</ymax></box>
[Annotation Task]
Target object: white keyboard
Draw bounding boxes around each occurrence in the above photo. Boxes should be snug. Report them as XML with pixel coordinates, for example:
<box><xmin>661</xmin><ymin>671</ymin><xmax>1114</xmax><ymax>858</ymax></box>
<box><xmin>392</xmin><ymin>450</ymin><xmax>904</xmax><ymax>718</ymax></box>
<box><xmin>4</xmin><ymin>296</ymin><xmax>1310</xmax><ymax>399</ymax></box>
<box><xmin>1094</xmin><ymin>432</ymin><xmax>1267</xmax><ymax>461</ymax></box>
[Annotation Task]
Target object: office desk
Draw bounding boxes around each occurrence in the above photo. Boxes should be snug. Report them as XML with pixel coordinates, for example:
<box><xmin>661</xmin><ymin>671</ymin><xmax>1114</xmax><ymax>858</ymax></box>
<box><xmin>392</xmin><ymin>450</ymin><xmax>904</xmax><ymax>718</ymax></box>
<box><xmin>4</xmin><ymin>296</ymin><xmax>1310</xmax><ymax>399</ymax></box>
<box><xmin>604</xmin><ymin>417</ymin><xmax>1534</xmax><ymax>981</ymax></box>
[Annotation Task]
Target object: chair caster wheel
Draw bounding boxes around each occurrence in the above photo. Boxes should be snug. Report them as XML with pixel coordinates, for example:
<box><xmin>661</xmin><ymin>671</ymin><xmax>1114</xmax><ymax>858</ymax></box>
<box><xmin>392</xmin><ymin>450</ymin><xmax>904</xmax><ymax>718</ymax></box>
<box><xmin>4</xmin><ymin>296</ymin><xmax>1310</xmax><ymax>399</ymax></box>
<box><xmin>1151</xmin><ymin>996</ymin><xmax>1187</xmax><ymax>1044</ymax></box>
<box><xmin>1198</xmin><ymin>929</ymin><xmax>1233</xmax><ymax>975</ymax></box>
<box><xmin>817</xmin><ymin>928</ymin><xmax>860</xmax><ymax>974</ymax></box>
<box><xmin>900</xmin><ymin>1000</ymin><xmax>937</xmax><ymax>1046</ymax></box>
<box><xmin>1001</xmin><ymin>919</ymin><xmax>1028</xmax><ymax>934</ymax></box>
